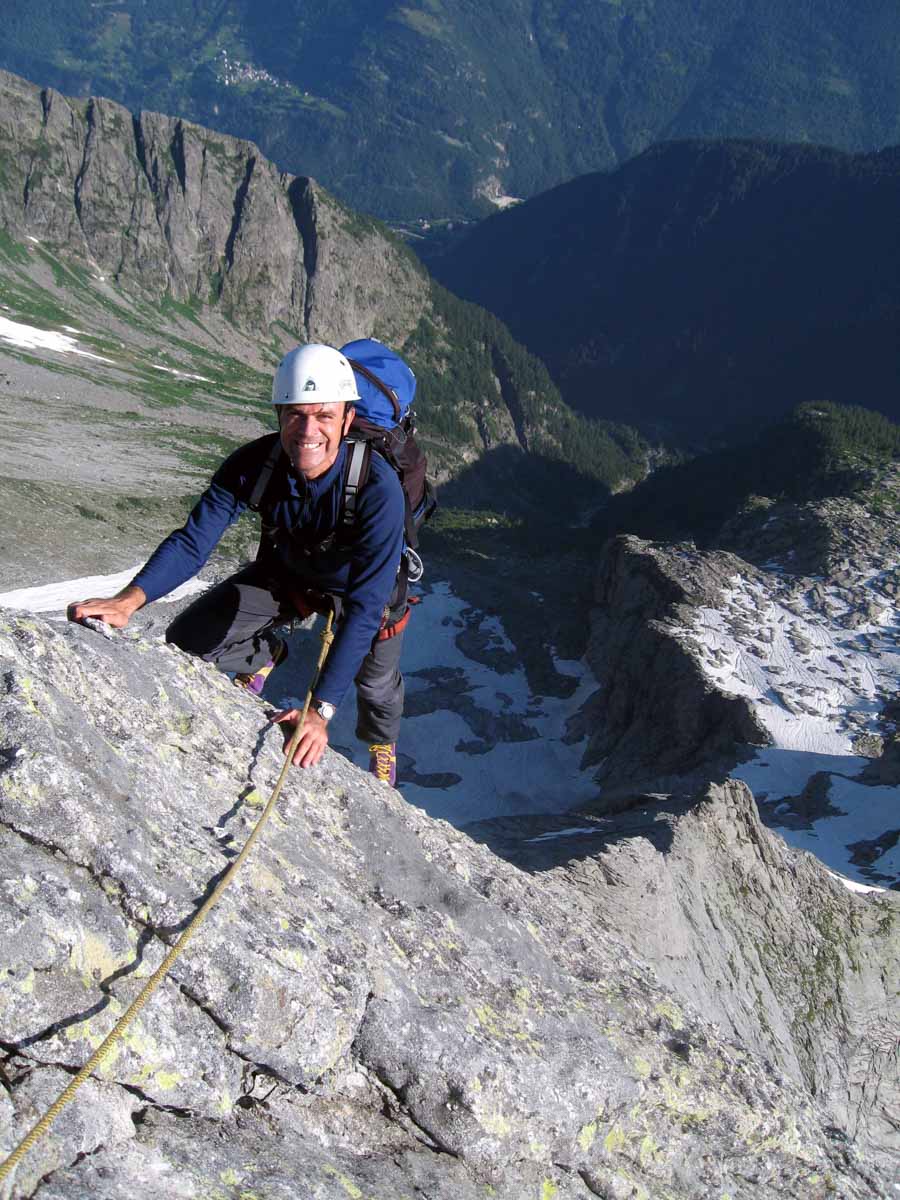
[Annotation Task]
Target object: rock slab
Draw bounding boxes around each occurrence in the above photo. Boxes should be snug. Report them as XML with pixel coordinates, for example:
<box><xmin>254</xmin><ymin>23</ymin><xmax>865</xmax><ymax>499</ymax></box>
<box><xmin>0</xmin><ymin>611</ymin><xmax>890</xmax><ymax>1197</ymax></box>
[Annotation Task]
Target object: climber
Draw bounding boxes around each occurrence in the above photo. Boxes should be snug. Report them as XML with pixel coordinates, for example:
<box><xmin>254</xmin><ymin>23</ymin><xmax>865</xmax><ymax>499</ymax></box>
<box><xmin>68</xmin><ymin>343</ymin><xmax>407</xmax><ymax>785</ymax></box>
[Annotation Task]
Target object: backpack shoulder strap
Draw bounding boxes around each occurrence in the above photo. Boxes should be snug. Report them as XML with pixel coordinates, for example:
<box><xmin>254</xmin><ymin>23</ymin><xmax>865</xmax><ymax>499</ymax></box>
<box><xmin>248</xmin><ymin>438</ymin><xmax>283</xmax><ymax>512</ymax></box>
<box><xmin>341</xmin><ymin>438</ymin><xmax>372</xmax><ymax>530</ymax></box>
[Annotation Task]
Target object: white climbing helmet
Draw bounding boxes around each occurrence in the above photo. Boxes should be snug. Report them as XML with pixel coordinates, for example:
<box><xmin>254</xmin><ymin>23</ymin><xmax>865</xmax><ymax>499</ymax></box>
<box><xmin>271</xmin><ymin>343</ymin><xmax>361</xmax><ymax>406</ymax></box>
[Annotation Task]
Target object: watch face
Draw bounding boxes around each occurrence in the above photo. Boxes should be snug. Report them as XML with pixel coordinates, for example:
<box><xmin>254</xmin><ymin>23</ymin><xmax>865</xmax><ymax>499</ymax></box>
<box><xmin>315</xmin><ymin>701</ymin><xmax>335</xmax><ymax>722</ymax></box>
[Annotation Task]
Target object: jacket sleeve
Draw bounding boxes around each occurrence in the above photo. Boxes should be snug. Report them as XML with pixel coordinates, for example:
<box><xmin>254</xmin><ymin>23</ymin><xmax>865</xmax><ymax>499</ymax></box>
<box><xmin>129</xmin><ymin>440</ymin><xmax>269</xmax><ymax>603</ymax></box>
<box><xmin>314</xmin><ymin>464</ymin><xmax>405</xmax><ymax>708</ymax></box>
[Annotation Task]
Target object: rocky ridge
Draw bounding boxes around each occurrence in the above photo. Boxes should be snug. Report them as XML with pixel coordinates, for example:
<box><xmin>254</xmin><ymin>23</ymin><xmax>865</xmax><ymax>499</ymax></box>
<box><xmin>468</xmin><ymin>784</ymin><xmax>899</xmax><ymax>1174</ymax></box>
<box><xmin>579</xmin><ymin>536</ymin><xmax>769</xmax><ymax>792</ymax></box>
<box><xmin>0</xmin><ymin>609</ymin><xmax>893</xmax><ymax>1197</ymax></box>
<box><xmin>0</xmin><ymin>70</ymin><xmax>425</xmax><ymax>349</ymax></box>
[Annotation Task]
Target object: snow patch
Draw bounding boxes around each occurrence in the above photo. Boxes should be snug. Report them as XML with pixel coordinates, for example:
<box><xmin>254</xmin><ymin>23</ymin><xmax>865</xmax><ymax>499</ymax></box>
<box><xmin>0</xmin><ymin>316</ymin><xmax>114</xmax><ymax>363</ymax></box>
<box><xmin>151</xmin><ymin>364</ymin><xmax>212</xmax><ymax>383</ymax></box>
<box><xmin>526</xmin><ymin>827</ymin><xmax>601</xmax><ymax>844</ymax></box>
<box><xmin>0</xmin><ymin>568</ymin><xmax>207</xmax><ymax>614</ymax></box>
<box><xmin>826</xmin><ymin>870</ymin><xmax>888</xmax><ymax>896</ymax></box>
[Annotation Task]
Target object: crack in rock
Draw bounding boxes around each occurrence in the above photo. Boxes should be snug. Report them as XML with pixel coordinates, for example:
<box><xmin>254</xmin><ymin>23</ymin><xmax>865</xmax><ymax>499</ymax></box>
<box><xmin>0</xmin><ymin>817</ymin><xmax>145</xmax><ymax>935</ymax></box>
<box><xmin>349</xmin><ymin>994</ymin><xmax>458</xmax><ymax>1161</ymax></box>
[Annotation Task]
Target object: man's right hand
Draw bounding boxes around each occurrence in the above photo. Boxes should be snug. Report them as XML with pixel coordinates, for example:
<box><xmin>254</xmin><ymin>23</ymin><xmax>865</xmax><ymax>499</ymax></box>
<box><xmin>269</xmin><ymin>706</ymin><xmax>330</xmax><ymax>769</ymax></box>
<box><xmin>68</xmin><ymin>585</ymin><xmax>147</xmax><ymax>629</ymax></box>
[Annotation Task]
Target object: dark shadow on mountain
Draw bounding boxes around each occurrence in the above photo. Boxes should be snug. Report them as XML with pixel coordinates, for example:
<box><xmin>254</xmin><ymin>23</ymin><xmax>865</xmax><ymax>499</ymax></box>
<box><xmin>432</xmin><ymin>442</ymin><xmax>610</xmax><ymax>526</ymax></box>
<box><xmin>462</xmin><ymin>789</ymin><xmax>689</xmax><ymax>875</ymax></box>
<box><xmin>434</xmin><ymin>139</ymin><xmax>900</xmax><ymax>441</ymax></box>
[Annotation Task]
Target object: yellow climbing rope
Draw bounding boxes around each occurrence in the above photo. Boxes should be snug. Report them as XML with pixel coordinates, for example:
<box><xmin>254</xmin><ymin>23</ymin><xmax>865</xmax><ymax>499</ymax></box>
<box><xmin>0</xmin><ymin>612</ymin><xmax>334</xmax><ymax>1188</ymax></box>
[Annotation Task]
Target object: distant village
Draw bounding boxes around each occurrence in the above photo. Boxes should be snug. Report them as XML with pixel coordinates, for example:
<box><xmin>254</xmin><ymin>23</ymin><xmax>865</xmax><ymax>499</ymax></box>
<box><xmin>215</xmin><ymin>49</ymin><xmax>297</xmax><ymax>92</ymax></box>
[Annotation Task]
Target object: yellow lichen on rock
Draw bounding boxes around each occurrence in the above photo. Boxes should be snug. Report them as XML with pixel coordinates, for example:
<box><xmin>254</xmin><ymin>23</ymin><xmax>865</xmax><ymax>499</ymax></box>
<box><xmin>322</xmin><ymin>1166</ymin><xmax>364</xmax><ymax>1198</ymax></box>
<box><xmin>603</xmin><ymin>1123</ymin><xmax>627</xmax><ymax>1154</ymax></box>
<box><xmin>68</xmin><ymin>929</ymin><xmax>127</xmax><ymax>985</ymax></box>
<box><xmin>577</xmin><ymin>1120</ymin><xmax>597</xmax><ymax>1152</ymax></box>
<box><xmin>653</xmin><ymin>999</ymin><xmax>684</xmax><ymax>1030</ymax></box>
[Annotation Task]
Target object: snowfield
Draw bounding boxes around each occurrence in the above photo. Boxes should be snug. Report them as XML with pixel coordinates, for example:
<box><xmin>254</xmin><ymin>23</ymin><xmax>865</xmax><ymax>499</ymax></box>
<box><xmin>684</xmin><ymin>568</ymin><xmax>899</xmax><ymax>890</ymax></box>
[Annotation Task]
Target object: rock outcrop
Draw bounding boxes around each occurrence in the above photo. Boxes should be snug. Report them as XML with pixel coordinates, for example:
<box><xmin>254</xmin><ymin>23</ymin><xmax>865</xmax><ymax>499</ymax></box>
<box><xmin>580</xmin><ymin>536</ymin><xmax>768</xmax><ymax>791</ymax></box>
<box><xmin>0</xmin><ymin>610</ymin><xmax>891</xmax><ymax>1197</ymax></box>
<box><xmin>716</xmin><ymin>465</ymin><xmax>900</xmax><ymax>582</ymax></box>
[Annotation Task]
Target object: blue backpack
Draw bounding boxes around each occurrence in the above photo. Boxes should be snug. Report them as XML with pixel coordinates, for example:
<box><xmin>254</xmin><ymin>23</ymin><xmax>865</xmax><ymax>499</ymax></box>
<box><xmin>340</xmin><ymin>339</ymin><xmax>436</xmax><ymax>550</ymax></box>
<box><xmin>342</xmin><ymin>338</ymin><xmax>417</xmax><ymax>426</ymax></box>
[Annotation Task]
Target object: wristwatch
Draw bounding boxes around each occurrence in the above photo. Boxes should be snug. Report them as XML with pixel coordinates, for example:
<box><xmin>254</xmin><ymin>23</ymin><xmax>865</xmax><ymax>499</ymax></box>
<box><xmin>311</xmin><ymin>699</ymin><xmax>336</xmax><ymax>722</ymax></box>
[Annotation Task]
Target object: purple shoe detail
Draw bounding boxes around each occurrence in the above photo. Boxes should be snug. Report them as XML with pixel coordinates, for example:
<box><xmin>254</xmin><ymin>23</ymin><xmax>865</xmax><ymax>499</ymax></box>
<box><xmin>234</xmin><ymin>639</ymin><xmax>288</xmax><ymax>696</ymax></box>
<box><xmin>368</xmin><ymin>742</ymin><xmax>397</xmax><ymax>786</ymax></box>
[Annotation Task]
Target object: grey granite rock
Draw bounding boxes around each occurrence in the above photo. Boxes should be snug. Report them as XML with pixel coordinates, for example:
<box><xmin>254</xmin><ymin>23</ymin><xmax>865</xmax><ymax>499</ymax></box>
<box><xmin>0</xmin><ymin>611</ymin><xmax>890</xmax><ymax>1197</ymax></box>
<box><xmin>582</xmin><ymin>536</ymin><xmax>769</xmax><ymax>790</ymax></box>
<box><xmin>467</xmin><ymin>781</ymin><xmax>900</xmax><ymax>1177</ymax></box>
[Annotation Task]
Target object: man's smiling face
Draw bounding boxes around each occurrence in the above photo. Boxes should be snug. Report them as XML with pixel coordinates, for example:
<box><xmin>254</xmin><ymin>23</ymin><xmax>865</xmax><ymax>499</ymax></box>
<box><xmin>278</xmin><ymin>401</ymin><xmax>355</xmax><ymax>479</ymax></box>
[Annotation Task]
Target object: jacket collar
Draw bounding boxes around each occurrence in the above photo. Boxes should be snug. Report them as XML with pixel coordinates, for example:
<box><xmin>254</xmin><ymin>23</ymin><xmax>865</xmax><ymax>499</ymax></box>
<box><xmin>285</xmin><ymin>441</ymin><xmax>347</xmax><ymax>498</ymax></box>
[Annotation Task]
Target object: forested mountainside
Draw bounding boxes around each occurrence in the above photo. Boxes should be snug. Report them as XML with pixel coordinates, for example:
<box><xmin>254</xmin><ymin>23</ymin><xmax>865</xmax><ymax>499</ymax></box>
<box><xmin>431</xmin><ymin>139</ymin><xmax>900</xmax><ymax>440</ymax></box>
<box><xmin>0</xmin><ymin>69</ymin><xmax>645</xmax><ymax>512</ymax></box>
<box><xmin>3</xmin><ymin>1</ymin><xmax>900</xmax><ymax>218</ymax></box>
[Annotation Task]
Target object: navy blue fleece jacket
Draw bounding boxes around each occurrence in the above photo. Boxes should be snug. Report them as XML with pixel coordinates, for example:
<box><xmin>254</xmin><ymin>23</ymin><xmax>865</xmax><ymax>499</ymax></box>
<box><xmin>131</xmin><ymin>434</ymin><xmax>405</xmax><ymax>708</ymax></box>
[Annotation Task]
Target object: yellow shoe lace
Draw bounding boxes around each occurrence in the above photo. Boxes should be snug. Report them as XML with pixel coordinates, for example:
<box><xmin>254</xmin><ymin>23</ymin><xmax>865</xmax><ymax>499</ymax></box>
<box><xmin>368</xmin><ymin>742</ymin><xmax>396</xmax><ymax>782</ymax></box>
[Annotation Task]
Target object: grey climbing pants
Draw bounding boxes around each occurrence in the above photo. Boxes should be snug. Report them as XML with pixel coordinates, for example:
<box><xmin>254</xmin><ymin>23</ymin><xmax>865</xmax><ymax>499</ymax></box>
<box><xmin>165</xmin><ymin>563</ymin><xmax>405</xmax><ymax>745</ymax></box>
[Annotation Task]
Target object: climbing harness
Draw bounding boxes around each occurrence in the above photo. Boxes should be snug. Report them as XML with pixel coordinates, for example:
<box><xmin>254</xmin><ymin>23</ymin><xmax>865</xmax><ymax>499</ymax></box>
<box><xmin>0</xmin><ymin>612</ymin><xmax>335</xmax><ymax>1188</ymax></box>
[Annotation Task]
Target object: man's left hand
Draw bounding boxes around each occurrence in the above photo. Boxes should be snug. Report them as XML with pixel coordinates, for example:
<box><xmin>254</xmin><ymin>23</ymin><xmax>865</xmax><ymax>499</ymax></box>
<box><xmin>270</xmin><ymin>707</ymin><xmax>329</xmax><ymax>768</ymax></box>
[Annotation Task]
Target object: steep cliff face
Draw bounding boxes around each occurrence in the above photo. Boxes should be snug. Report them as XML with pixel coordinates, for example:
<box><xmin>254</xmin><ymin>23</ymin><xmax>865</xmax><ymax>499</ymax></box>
<box><xmin>0</xmin><ymin>71</ymin><xmax>426</xmax><ymax>348</ymax></box>
<box><xmin>581</xmin><ymin>536</ymin><xmax>768</xmax><ymax>791</ymax></box>
<box><xmin>0</xmin><ymin>610</ymin><xmax>891</xmax><ymax>1197</ymax></box>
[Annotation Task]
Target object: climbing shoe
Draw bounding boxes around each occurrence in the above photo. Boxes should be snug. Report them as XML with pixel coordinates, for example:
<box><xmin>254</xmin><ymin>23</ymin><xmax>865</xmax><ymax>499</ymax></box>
<box><xmin>368</xmin><ymin>742</ymin><xmax>397</xmax><ymax>786</ymax></box>
<box><xmin>234</xmin><ymin>639</ymin><xmax>288</xmax><ymax>696</ymax></box>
